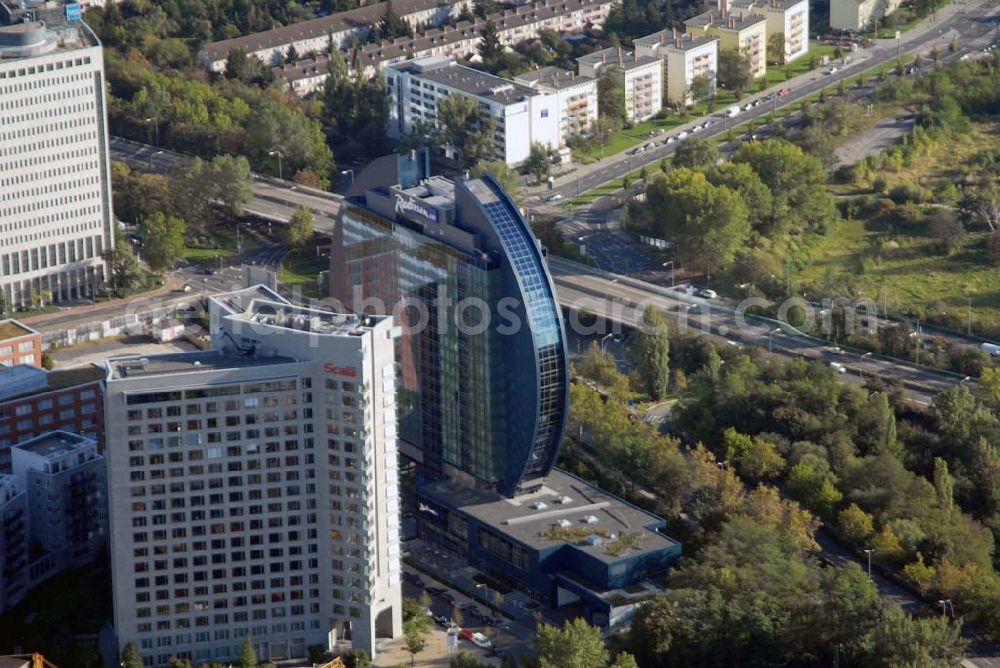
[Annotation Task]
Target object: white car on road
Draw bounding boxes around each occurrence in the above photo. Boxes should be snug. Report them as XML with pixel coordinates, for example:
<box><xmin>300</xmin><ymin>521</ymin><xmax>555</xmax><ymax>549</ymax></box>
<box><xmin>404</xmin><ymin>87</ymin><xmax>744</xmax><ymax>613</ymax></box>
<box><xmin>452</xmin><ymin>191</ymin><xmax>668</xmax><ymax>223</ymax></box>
<box><xmin>829</xmin><ymin>361</ymin><xmax>847</xmax><ymax>373</ymax></box>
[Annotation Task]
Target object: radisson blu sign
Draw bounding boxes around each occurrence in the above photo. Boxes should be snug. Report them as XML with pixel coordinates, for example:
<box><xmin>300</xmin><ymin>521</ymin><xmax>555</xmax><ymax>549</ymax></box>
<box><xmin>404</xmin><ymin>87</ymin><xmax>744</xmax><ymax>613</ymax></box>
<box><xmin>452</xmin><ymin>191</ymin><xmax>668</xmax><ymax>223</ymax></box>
<box><xmin>395</xmin><ymin>193</ymin><xmax>438</xmax><ymax>224</ymax></box>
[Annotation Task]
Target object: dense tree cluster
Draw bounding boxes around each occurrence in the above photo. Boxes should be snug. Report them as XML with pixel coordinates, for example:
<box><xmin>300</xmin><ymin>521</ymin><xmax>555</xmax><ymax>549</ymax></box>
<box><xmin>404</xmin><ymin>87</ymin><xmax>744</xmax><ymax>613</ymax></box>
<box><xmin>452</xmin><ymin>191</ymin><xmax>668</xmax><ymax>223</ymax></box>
<box><xmin>564</xmin><ymin>334</ymin><xmax>987</xmax><ymax>664</ymax></box>
<box><xmin>107</xmin><ymin>51</ymin><xmax>334</xmax><ymax>182</ymax></box>
<box><xmin>670</xmin><ymin>344</ymin><xmax>1000</xmax><ymax>637</ymax></box>
<box><xmin>629</xmin><ymin>138</ymin><xmax>837</xmax><ymax>280</ymax></box>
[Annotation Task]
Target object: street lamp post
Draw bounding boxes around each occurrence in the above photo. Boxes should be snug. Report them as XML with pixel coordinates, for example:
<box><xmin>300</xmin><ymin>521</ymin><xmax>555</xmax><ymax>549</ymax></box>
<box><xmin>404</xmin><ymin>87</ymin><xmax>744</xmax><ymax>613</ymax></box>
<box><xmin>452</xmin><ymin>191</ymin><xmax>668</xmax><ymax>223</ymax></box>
<box><xmin>601</xmin><ymin>333</ymin><xmax>613</xmax><ymax>351</ymax></box>
<box><xmin>144</xmin><ymin>116</ymin><xmax>159</xmax><ymax>149</ymax></box>
<box><xmin>268</xmin><ymin>149</ymin><xmax>284</xmax><ymax>180</ymax></box>
<box><xmin>662</xmin><ymin>260</ymin><xmax>675</xmax><ymax>288</ymax></box>
<box><xmin>341</xmin><ymin>169</ymin><xmax>355</xmax><ymax>187</ymax></box>
<box><xmin>768</xmin><ymin>327</ymin><xmax>781</xmax><ymax>354</ymax></box>
<box><xmin>864</xmin><ymin>548</ymin><xmax>875</xmax><ymax>582</ymax></box>
<box><xmin>939</xmin><ymin>598</ymin><xmax>951</xmax><ymax>617</ymax></box>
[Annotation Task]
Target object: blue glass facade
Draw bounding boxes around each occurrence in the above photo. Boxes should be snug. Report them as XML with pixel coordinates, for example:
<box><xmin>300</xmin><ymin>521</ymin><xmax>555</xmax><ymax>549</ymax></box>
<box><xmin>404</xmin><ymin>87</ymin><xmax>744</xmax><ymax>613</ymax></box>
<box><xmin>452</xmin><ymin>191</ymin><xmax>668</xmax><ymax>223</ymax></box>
<box><xmin>331</xmin><ymin>155</ymin><xmax>568</xmax><ymax>497</ymax></box>
<box><xmin>457</xmin><ymin>177</ymin><xmax>568</xmax><ymax>495</ymax></box>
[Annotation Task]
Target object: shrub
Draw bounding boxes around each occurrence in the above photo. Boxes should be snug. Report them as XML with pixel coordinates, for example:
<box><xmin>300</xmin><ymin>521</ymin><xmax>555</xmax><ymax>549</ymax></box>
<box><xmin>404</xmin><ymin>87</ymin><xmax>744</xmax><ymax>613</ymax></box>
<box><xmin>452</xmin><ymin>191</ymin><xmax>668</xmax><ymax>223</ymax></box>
<box><xmin>888</xmin><ymin>182</ymin><xmax>925</xmax><ymax>205</ymax></box>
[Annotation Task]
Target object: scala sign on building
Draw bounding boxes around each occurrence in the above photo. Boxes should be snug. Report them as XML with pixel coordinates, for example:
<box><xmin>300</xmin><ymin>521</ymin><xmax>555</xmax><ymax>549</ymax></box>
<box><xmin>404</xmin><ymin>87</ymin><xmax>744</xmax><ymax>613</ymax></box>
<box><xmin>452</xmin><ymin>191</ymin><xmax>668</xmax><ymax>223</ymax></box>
<box><xmin>395</xmin><ymin>193</ymin><xmax>438</xmax><ymax>224</ymax></box>
<box><xmin>65</xmin><ymin>3</ymin><xmax>81</xmax><ymax>20</ymax></box>
<box><xmin>323</xmin><ymin>363</ymin><xmax>358</xmax><ymax>377</ymax></box>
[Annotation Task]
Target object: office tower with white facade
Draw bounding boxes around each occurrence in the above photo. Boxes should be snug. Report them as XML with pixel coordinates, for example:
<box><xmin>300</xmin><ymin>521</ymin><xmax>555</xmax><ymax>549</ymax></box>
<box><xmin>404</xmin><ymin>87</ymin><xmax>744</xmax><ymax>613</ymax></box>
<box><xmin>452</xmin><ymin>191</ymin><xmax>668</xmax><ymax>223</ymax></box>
<box><xmin>104</xmin><ymin>287</ymin><xmax>402</xmax><ymax>667</ymax></box>
<box><xmin>0</xmin><ymin>4</ymin><xmax>115</xmax><ymax>308</ymax></box>
<box><xmin>0</xmin><ymin>473</ymin><xmax>28</xmax><ymax>613</ymax></box>
<box><xmin>10</xmin><ymin>431</ymin><xmax>107</xmax><ymax>575</ymax></box>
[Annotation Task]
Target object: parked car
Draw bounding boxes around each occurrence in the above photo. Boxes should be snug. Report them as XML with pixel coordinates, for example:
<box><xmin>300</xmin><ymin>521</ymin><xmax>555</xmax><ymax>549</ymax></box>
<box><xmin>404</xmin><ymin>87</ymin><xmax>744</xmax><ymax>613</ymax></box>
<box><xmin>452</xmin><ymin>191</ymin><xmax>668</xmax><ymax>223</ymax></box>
<box><xmin>460</xmin><ymin>628</ymin><xmax>474</xmax><ymax>642</ymax></box>
<box><xmin>829</xmin><ymin>362</ymin><xmax>847</xmax><ymax>374</ymax></box>
<box><xmin>434</xmin><ymin>615</ymin><xmax>450</xmax><ymax>627</ymax></box>
<box><xmin>677</xmin><ymin>131</ymin><xmax>689</xmax><ymax>139</ymax></box>
<box><xmin>697</xmin><ymin>288</ymin><xmax>718</xmax><ymax>299</ymax></box>
<box><xmin>778</xmin><ymin>87</ymin><xmax>791</xmax><ymax>96</ymax></box>
<box><xmin>826</xmin><ymin>66</ymin><xmax>838</xmax><ymax>75</ymax></box>
<box><xmin>472</xmin><ymin>632</ymin><xmax>493</xmax><ymax>649</ymax></box>
<box><xmin>546</xmin><ymin>193</ymin><xmax>564</xmax><ymax>202</ymax></box>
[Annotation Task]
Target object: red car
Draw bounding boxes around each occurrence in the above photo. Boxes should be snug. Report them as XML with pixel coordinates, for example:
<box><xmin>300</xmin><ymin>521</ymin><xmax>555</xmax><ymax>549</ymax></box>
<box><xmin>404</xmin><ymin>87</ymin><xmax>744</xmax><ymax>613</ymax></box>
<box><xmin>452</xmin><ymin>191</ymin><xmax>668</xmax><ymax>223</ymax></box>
<box><xmin>460</xmin><ymin>628</ymin><xmax>474</xmax><ymax>642</ymax></box>
<box><xmin>777</xmin><ymin>87</ymin><xmax>791</xmax><ymax>96</ymax></box>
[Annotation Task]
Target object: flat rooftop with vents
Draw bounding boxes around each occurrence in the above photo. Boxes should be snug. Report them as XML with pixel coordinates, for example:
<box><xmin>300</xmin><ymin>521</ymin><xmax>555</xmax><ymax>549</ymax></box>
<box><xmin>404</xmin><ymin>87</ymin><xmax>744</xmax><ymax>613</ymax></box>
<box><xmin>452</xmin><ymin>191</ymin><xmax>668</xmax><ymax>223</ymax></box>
<box><xmin>107</xmin><ymin>351</ymin><xmax>299</xmax><ymax>380</ymax></box>
<box><xmin>14</xmin><ymin>430</ymin><xmax>93</xmax><ymax>460</ymax></box>
<box><xmin>389</xmin><ymin>56</ymin><xmax>541</xmax><ymax>106</ymax></box>
<box><xmin>417</xmin><ymin>469</ymin><xmax>681</xmax><ymax>615</ymax></box>
<box><xmin>421</xmin><ymin>468</ymin><xmax>679</xmax><ymax>564</ymax></box>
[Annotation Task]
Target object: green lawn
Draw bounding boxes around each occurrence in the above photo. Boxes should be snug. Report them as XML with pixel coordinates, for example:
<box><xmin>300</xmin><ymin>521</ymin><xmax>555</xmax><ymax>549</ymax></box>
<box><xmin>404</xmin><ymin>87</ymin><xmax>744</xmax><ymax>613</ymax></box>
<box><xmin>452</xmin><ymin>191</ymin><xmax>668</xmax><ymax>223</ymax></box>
<box><xmin>765</xmin><ymin>44</ymin><xmax>839</xmax><ymax>87</ymax></box>
<box><xmin>875</xmin><ymin>8</ymin><xmax>924</xmax><ymax>38</ymax></box>
<box><xmin>796</xmin><ymin>218</ymin><xmax>1000</xmax><ymax>326</ymax></box>
<box><xmin>280</xmin><ymin>248</ymin><xmax>327</xmax><ymax>297</ymax></box>
<box><xmin>184</xmin><ymin>246</ymin><xmax>229</xmax><ymax>262</ymax></box>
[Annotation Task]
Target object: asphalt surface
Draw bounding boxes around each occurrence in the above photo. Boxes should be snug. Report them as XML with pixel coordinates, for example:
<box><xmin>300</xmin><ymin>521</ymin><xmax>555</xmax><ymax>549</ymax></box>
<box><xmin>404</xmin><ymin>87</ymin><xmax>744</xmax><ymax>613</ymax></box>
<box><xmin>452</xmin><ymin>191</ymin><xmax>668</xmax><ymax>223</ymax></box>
<box><xmin>537</xmin><ymin>0</ymin><xmax>1000</xmax><ymax>202</ymax></box>
<box><xmin>835</xmin><ymin>115</ymin><xmax>918</xmax><ymax>167</ymax></box>
<box><xmin>549</xmin><ymin>256</ymin><xmax>969</xmax><ymax>406</ymax></box>
<box><xmin>109</xmin><ymin>137</ymin><xmax>341</xmax><ymax>235</ymax></box>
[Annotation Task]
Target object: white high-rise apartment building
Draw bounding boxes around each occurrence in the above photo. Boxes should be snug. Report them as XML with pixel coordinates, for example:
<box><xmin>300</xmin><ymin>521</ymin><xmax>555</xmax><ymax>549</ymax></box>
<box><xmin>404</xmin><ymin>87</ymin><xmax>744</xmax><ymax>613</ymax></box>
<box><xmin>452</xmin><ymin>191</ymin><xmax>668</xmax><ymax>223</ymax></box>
<box><xmin>104</xmin><ymin>287</ymin><xmax>402</xmax><ymax>667</ymax></box>
<box><xmin>0</xmin><ymin>10</ymin><xmax>115</xmax><ymax>309</ymax></box>
<box><xmin>385</xmin><ymin>56</ymin><xmax>561</xmax><ymax>165</ymax></box>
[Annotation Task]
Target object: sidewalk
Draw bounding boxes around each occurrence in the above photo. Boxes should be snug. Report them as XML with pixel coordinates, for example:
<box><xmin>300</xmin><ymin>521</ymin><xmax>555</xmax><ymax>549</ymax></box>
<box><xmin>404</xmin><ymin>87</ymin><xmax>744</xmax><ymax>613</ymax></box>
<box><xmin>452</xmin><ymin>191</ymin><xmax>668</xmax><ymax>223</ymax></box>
<box><xmin>18</xmin><ymin>271</ymin><xmax>185</xmax><ymax>331</ymax></box>
<box><xmin>534</xmin><ymin>0</ymin><xmax>987</xmax><ymax>198</ymax></box>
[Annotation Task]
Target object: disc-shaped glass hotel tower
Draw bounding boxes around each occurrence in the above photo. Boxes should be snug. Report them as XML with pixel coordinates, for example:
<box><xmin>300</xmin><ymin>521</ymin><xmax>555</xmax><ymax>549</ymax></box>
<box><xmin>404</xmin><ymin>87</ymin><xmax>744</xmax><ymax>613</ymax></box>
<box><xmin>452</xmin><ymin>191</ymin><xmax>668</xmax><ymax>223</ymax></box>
<box><xmin>331</xmin><ymin>149</ymin><xmax>568</xmax><ymax>498</ymax></box>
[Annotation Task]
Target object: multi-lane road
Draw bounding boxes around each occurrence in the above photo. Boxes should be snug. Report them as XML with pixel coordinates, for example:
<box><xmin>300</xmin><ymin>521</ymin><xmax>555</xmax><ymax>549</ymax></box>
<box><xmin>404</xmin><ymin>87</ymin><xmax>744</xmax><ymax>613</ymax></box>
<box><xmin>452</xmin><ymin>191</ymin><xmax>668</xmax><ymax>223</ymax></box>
<box><xmin>540</xmin><ymin>0</ymin><xmax>1000</xmax><ymax>201</ymax></box>
<box><xmin>549</xmin><ymin>257</ymin><xmax>967</xmax><ymax>406</ymax></box>
<box><xmin>109</xmin><ymin>138</ymin><xmax>342</xmax><ymax>234</ymax></box>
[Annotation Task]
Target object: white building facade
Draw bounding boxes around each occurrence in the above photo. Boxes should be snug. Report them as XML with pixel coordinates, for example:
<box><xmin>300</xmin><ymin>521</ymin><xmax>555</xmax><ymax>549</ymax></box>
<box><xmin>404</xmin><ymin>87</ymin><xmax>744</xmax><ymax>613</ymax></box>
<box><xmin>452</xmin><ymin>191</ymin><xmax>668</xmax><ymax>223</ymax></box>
<box><xmin>751</xmin><ymin>0</ymin><xmax>809</xmax><ymax>62</ymax></box>
<box><xmin>0</xmin><ymin>18</ymin><xmax>115</xmax><ymax>309</ymax></box>
<box><xmin>577</xmin><ymin>48</ymin><xmax>663</xmax><ymax>123</ymax></box>
<box><xmin>104</xmin><ymin>288</ymin><xmax>402</xmax><ymax>667</ymax></box>
<box><xmin>636</xmin><ymin>30</ymin><xmax>718</xmax><ymax>107</ymax></box>
<box><xmin>514</xmin><ymin>67</ymin><xmax>598</xmax><ymax>144</ymax></box>
<box><xmin>830</xmin><ymin>0</ymin><xmax>901</xmax><ymax>31</ymax></box>
<box><xmin>386</xmin><ymin>57</ymin><xmax>560</xmax><ymax>165</ymax></box>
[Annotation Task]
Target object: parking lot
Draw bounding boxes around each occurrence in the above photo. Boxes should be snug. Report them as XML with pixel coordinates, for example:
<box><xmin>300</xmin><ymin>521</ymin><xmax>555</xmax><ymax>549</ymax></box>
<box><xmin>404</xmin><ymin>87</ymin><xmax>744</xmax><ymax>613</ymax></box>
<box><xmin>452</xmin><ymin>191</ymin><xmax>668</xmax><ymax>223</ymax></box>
<box><xmin>557</xmin><ymin>220</ymin><xmax>662</xmax><ymax>275</ymax></box>
<box><xmin>395</xmin><ymin>545</ymin><xmax>538</xmax><ymax>664</ymax></box>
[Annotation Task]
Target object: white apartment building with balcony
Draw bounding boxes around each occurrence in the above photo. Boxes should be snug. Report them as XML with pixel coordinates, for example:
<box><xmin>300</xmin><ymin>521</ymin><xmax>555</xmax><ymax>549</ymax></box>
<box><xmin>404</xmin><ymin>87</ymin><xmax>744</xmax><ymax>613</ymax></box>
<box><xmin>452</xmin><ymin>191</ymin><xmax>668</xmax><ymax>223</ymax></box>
<box><xmin>577</xmin><ymin>47</ymin><xmax>663</xmax><ymax>122</ymax></box>
<box><xmin>830</xmin><ymin>0</ymin><xmax>902</xmax><ymax>31</ymax></box>
<box><xmin>636</xmin><ymin>29</ymin><xmax>719</xmax><ymax>106</ymax></box>
<box><xmin>514</xmin><ymin>66</ymin><xmax>598</xmax><ymax>143</ymax></box>
<box><xmin>685</xmin><ymin>10</ymin><xmax>767</xmax><ymax>80</ymax></box>
<box><xmin>720</xmin><ymin>0</ymin><xmax>809</xmax><ymax>62</ymax></box>
<box><xmin>0</xmin><ymin>12</ymin><xmax>115</xmax><ymax>309</ymax></box>
<box><xmin>104</xmin><ymin>286</ymin><xmax>403</xmax><ymax>667</ymax></box>
<box><xmin>386</xmin><ymin>56</ymin><xmax>560</xmax><ymax>165</ymax></box>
